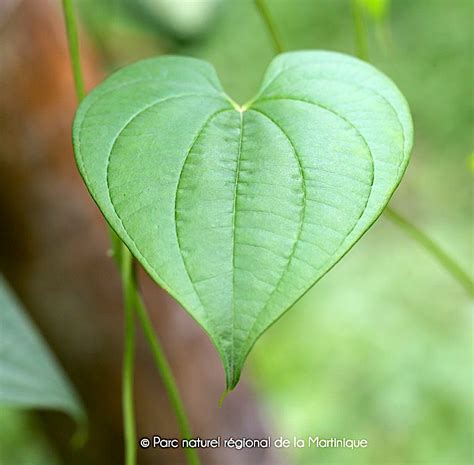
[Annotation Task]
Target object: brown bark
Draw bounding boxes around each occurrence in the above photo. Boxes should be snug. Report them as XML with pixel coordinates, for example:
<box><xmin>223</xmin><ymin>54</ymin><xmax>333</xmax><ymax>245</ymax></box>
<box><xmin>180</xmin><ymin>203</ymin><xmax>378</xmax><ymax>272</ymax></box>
<box><xmin>0</xmin><ymin>1</ymin><xmax>280</xmax><ymax>464</ymax></box>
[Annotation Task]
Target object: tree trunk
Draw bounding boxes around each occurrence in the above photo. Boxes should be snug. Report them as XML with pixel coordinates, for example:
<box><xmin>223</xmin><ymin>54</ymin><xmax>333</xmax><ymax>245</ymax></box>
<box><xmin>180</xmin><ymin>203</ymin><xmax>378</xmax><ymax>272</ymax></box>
<box><xmin>0</xmin><ymin>1</ymin><xmax>280</xmax><ymax>464</ymax></box>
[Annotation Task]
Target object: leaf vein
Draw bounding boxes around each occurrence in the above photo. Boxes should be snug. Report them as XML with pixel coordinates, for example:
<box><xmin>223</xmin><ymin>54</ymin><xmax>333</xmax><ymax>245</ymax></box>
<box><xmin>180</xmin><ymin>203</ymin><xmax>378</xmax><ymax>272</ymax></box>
<box><xmin>230</xmin><ymin>111</ymin><xmax>245</xmax><ymax>385</ymax></box>
<box><xmin>230</xmin><ymin>108</ymin><xmax>307</xmax><ymax>385</ymax></box>
<box><xmin>173</xmin><ymin>108</ymin><xmax>233</xmax><ymax>373</ymax></box>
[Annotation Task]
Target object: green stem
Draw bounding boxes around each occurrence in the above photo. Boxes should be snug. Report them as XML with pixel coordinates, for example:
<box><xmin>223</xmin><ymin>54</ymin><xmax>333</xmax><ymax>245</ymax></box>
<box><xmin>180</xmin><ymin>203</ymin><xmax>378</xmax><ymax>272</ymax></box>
<box><xmin>351</xmin><ymin>0</ymin><xmax>368</xmax><ymax>61</ymax></box>
<box><xmin>121</xmin><ymin>246</ymin><xmax>137</xmax><ymax>465</ymax></box>
<box><xmin>62</xmin><ymin>0</ymin><xmax>86</xmax><ymax>101</ymax></box>
<box><xmin>350</xmin><ymin>0</ymin><xmax>473</xmax><ymax>296</ymax></box>
<box><xmin>61</xmin><ymin>2</ymin><xmax>201</xmax><ymax>464</ymax></box>
<box><xmin>384</xmin><ymin>207</ymin><xmax>473</xmax><ymax>297</ymax></box>
<box><xmin>255</xmin><ymin>0</ymin><xmax>473</xmax><ymax>297</ymax></box>
<box><xmin>62</xmin><ymin>3</ymin><xmax>138</xmax><ymax>462</ymax></box>
<box><xmin>133</xmin><ymin>293</ymin><xmax>200</xmax><ymax>465</ymax></box>
<box><xmin>255</xmin><ymin>0</ymin><xmax>284</xmax><ymax>54</ymax></box>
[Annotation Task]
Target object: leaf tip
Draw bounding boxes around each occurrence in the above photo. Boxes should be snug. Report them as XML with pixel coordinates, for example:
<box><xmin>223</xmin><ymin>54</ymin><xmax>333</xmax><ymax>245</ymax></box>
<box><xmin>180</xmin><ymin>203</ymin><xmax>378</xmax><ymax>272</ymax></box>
<box><xmin>224</xmin><ymin>365</ymin><xmax>243</xmax><ymax>392</ymax></box>
<box><xmin>70</xmin><ymin>416</ymin><xmax>89</xmax><ymax>449</ymax></box>
<box><xmin>218</xmin><ymin>389</ymin><xmax>229</xmax><ymax>408</ymax></box>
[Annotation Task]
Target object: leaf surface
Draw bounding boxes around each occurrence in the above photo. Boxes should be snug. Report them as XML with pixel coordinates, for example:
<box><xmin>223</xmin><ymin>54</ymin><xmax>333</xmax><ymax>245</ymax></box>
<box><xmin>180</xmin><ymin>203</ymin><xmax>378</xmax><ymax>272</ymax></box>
<box><xmin>0</xmin><ymin>276</ymin><xmax>85</xmax><ymax>422</ymax></box>
<box><xmin>73</xmin><ymin>51</ymin><xmax>412</xmax><ymax>389</ymax></box>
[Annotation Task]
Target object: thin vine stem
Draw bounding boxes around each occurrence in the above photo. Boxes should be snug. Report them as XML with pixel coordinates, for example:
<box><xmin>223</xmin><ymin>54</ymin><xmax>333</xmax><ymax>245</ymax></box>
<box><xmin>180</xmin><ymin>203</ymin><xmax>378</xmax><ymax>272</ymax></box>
<box><xmin>121</xmin><ymin>245</ymin><xmax>137</xmax><ymax>465</ymax></box>
<box><xmin>254</xmin><ymin>0</ymin><xmax>473</xmax><ymax>297</ymax></box>
<box><xmin>350</xmin><ymin>0</ymin><xmax>473</xmax><ymax>296</ymax></box>
<box><xmin>61</xmin><ymin>2</ymin><xmax>201</xmax><ymax>465</ymax></box>
<box><xmin>255</xmin><ymin>0</ymin><xmax>284</xmax><ymax>54</ymax></box>
<box><xmin>133</xmin><ymin>292</ymin><xmax>200</xmax><ymax>465</ymax></box>
<box><xmin>384</xmin><ymin>207</ymin><xmax>473</xmax><ymax>297</ymax></box>
<box><xmin>62</xmin><ymin>0</ymin><xmax>85</xmax><ymax>101</ymax></box>
<box><xmin>63</xmin><ymin>4</ymin><xmax>138</xmax><ymax>462</ymax></box>
<box><xmin>351</xmin><ymin>0</ymin><xmax>368</xmax><ymax>61</ymax></box>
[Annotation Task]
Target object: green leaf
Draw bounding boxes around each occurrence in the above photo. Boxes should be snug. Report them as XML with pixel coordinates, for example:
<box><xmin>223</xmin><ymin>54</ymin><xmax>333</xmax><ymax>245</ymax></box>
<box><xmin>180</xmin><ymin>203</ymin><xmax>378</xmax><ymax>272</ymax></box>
<box><xmin>73</xmin><ymin>51</ymin><xmax>412</xmax><ymax>389</ymax></box>
<box><xmin>0</xmin><ymin>276</ymin><xmax>85</xmax><ymax>423</ymax></box>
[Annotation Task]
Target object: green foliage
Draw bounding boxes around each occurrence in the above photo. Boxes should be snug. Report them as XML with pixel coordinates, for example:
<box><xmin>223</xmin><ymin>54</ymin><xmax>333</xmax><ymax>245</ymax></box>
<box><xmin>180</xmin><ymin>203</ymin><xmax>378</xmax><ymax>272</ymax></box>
<box><xmin>73</xmin><ymin>51</ymin><xmax>412</xmax><ymax>389</ymax></box>
<box><xmin>0</xmin><ymin>407</ymin><xmax>61</xmax><ymax>465</ymax></box>
<box><xmin>250</xmin><ymin>219</ymin><xmax>473</xmax><ymax>465</ymax></box>
<box><xmin>0</xmin><ymin>276</ymin><xmax>84</xmax><ymax>424</ymax></box>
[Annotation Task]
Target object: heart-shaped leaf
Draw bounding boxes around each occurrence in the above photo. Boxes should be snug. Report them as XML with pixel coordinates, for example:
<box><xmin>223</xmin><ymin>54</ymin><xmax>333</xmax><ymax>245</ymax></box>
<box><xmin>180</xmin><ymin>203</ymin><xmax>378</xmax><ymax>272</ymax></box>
<box><xmin>73</xmin><ymin>51</ymin><xmax>412</xmax><ymax>389</ymax></box>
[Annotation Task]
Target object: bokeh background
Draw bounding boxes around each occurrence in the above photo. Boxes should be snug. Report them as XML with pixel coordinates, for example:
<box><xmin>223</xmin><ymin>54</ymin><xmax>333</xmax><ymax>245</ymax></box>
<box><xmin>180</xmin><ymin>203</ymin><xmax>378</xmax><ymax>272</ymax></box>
<box><xmin>0</xmin><ymin>0</ymin><xmax>472</xmax><ymax>464</ymax></box>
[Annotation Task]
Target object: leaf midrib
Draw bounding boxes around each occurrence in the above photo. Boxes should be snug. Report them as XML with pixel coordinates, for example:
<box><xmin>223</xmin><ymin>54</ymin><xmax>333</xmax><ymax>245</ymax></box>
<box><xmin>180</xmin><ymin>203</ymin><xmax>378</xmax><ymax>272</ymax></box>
<box><xmin>173</xmin><ymin>107</ymin><xmax>235</xmax><ymax>376</ymax></box>
<box><xmin>230</xmin><ymin>110</ymin><xmax>245</xmax><ymax>385</ymax></box>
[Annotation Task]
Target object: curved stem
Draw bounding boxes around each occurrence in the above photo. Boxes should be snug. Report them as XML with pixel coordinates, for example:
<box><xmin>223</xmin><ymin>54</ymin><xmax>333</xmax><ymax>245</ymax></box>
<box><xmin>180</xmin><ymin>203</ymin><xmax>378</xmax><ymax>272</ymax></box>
<box><xmin>133</xmin><ymin>293</ymin><xmax>200</xmax><ymax>465</ymax></box>
<box><xmin>255</xmin><ymin>0</ymin><xmax>473</xmax><ymax>297</ymax></box>
<box><xmin>384</xmin><ymin>207</ymin><xmax>473</xmax><ymax>296</ymax></box>
<box><xmin>255</xmin><ymin>0</ymin><xmax>284</xmax><ymax>54</ymax></box>
<box><xmin>350</xmin><ymin>0</ymin><xmax>473</xmax><ymax>296</ymax></box>
<box><xmin>121</xmin><ymin>246</ymin><xmax>137</xmax><ymax>465</ymax></box>
<box><xmin>61</xmin><ymin>3</ymin><xmax>201</xmax><ymax>464</ymax></box>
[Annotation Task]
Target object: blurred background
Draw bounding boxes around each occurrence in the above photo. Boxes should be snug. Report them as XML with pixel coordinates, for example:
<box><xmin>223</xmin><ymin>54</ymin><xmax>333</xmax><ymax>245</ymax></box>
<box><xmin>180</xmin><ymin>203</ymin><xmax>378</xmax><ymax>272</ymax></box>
<box><xmin>0</xmin><ymin>0</ymin><xmax>472</xmax><ymax>464</ymax></box>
